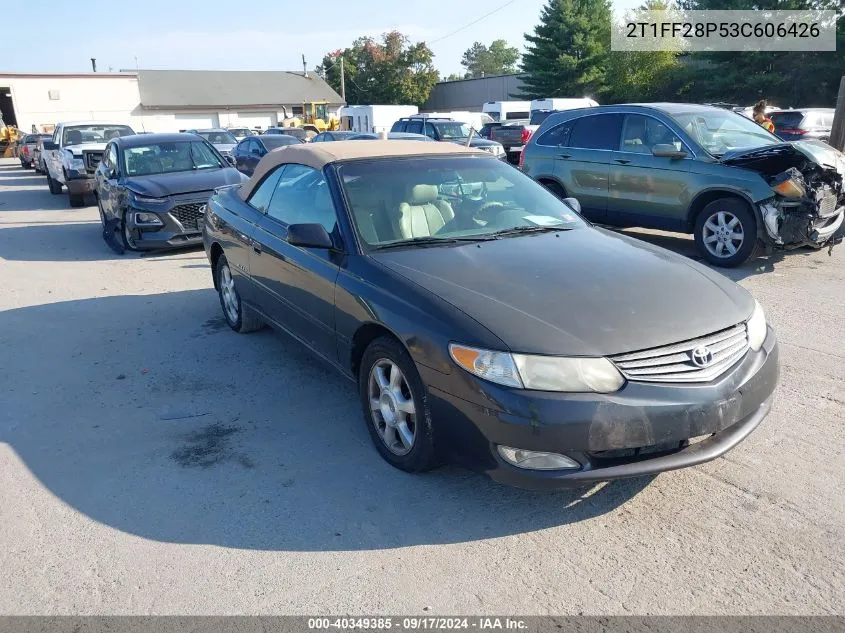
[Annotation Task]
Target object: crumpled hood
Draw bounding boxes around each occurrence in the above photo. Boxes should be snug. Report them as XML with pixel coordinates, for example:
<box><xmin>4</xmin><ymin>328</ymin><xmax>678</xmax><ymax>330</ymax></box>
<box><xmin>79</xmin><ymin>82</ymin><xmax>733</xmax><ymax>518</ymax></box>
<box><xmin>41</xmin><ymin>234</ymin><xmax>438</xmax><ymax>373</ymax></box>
<box><xmin>125</xmin><ymin>168</ymin><xmax>245</xmax><ymax>198</ymax></box>
<box><xmin>372</xmin><ymin>227</ymin><xmax>754</xmax><ymax>356</ymax></box>
<box><xmin>65</xmin><ymin>142</ymin><xmax>107</xmax><ymax>155</ymax></box>
<box><xmin>721</xmin><ymin>140</ymin><xmax>845</xmax><ymax>177</ymax></box>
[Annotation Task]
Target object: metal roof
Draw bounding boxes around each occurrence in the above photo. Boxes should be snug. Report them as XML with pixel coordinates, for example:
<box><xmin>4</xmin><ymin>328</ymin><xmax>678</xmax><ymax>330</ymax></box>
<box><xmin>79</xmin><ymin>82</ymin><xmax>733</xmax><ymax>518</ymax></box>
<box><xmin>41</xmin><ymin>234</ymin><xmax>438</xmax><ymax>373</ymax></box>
<box><xmin>137</xmin><ymin>70</ymin><xmax>344</xmax><ymax>109</ymax></box>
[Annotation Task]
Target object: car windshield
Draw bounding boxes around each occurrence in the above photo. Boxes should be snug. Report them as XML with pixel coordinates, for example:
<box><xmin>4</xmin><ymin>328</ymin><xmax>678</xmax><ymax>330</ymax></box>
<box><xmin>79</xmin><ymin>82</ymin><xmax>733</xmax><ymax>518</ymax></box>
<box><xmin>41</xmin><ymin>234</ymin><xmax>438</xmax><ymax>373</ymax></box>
<box><xmin>339</xmin><ymin>155</ymin><xmax>585</xmax><ymax>249</ymax></box>
<box><xmin>123</xmin><ymin>141</ymin><xmax>223</xmax><ymax>176</ymax></box>
<box><xmin>196</xmin><ymin>130</ymin><xmax>237</xmax><ymax>144</ymax></box>
<box><xmin>433</xmin><ymin>122</ymin><xmax>471</xmax><ymax>140</ymax></box>
<box><xmin>669</xmin><ymin>110</ymin><xmax>780</xmax><ymax>156</ymax></box>
<box><xmin>63</xmin><ymin>125</ymin><xmax>134</xmax><ymax>145</ymax></box>
<box><xmin>530</xmin><ymin>110</ymin><xmax>554</xmax><ymax>125</ymax></box>
<box><xmin>260</xmin><ymin>135</ymin><xmax>302</xmax><ymax>149</ymax></box>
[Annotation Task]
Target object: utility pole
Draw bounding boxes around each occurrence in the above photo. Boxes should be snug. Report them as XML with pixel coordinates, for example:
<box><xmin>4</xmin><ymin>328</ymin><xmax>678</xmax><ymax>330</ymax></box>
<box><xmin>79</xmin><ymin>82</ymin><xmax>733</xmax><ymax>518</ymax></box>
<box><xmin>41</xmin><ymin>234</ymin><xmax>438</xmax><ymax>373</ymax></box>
<box><xmin>302</xmin><ymin>54</ymin><xmax>308</xmax><ymax>77</ymax></box>
<box><xmin>830</xmin><ymin>76</ymin><xmax>845</xmax><ymax>152</ymax></box>
<box><xmin>339</xmin><ymin>56</ymin><xmax>346</xmax><ymax>102</ymax></box>
<box><xmin>90</xmin><ymin>58</ymin><xmax>97</xmax><ymax>72</ymax></box>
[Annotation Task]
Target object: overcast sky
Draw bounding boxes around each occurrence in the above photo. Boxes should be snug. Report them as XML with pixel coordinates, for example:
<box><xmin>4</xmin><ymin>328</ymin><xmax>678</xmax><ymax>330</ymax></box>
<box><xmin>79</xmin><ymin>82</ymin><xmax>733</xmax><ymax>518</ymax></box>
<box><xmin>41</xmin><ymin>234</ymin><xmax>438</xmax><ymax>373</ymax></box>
<box><xmin>2</xmin><ymin>0</ymin><xmax>640</xmax><ymax>77</ymax></box>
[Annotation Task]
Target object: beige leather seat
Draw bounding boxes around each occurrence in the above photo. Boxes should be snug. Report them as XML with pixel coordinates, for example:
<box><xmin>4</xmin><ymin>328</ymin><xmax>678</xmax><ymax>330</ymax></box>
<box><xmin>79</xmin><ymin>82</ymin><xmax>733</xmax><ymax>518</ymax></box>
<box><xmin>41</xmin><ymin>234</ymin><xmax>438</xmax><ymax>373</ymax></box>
<box><xmin>398</xmin><ymin>184</ymin><xmax>454</xmax><ymax>239</ymax></box>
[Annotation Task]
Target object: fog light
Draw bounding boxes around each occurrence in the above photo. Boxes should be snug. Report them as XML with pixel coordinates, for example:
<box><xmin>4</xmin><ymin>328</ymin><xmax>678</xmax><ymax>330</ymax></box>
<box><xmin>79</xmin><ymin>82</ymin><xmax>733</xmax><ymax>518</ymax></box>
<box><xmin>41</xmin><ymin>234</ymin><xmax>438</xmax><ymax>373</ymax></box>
<box><xmin>497</xmin><ymin>445</ymin><xmax>580</xmax><ymax>470</ymax></box>
<box><xmin>133</xmin><ymin>212</ymin><xmax>163</xmax><ymax>226</ymax></box>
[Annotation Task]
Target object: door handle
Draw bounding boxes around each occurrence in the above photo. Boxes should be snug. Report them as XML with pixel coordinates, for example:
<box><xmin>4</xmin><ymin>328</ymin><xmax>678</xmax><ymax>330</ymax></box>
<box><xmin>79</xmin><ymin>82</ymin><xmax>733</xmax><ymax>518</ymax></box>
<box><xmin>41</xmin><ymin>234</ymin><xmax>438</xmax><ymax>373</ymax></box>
<box><xmin>558</xmin><ymin>152</ymin><xmax>572</xmax><ymax>159</ymax></box>
<box><xmin>614</xmin><ymin>158</ymin><xmax>631</xmax><ymax>165</ymax></box>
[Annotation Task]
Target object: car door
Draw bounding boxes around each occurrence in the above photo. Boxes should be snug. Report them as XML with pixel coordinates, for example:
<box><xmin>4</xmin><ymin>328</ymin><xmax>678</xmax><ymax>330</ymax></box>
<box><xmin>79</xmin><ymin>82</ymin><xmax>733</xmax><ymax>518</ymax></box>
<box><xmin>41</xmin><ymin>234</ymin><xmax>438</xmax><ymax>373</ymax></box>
<box><xmin>233</xmin><ymin>139</ymin><xmax>249</xmax><ymax>173</ymax></box>
<box><xmin>245</xmin><ymin>139</ymin><xmax>264</xmax><ymax>175</ymax></box>
<box><xmin>96</xmin><ymin>142</ymin><xmax>121</xmax><ymax>220</ymax></box>
<box><xmin>607</xmin><ymin>114</ymin><xmax>692</xmax><ymax>230</ymax></box>
<box><xmin>249</xmin><ymin>163</ymin><xmax>342</xmax><ymax>361</ymax></box>
<box><xmin>551</xmin><ymin>113</ymin><xmax>623</xmax><ymax>222</ymax></box>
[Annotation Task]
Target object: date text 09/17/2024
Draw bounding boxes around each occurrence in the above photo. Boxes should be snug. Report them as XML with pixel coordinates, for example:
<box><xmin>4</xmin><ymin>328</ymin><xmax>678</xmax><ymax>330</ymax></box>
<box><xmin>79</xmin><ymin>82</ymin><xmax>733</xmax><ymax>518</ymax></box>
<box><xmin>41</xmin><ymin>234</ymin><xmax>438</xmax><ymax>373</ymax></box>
<box><xmin>307</xmin><ymin>617</ymin><xmax>528</xmax><ymax>631</ymax></box>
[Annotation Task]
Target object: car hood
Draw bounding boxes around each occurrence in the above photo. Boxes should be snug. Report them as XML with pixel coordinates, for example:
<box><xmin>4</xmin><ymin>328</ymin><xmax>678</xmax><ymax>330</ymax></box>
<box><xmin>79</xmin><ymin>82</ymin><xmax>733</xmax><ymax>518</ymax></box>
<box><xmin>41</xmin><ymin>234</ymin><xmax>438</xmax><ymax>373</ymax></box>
<box><xmin>372</xmin><ymin>228</ymin><xmax>754</xmax><ymax>356</ymax></box>
<box><xmin>65</xmin><ymin>142</ymin><xmax>108</xmax><ymax>155</ymax></box>
<box><xmin>124</xmin><ymin>168</ymin><xmax>245</xmax><ymax>198</ymax></box>
<box><xmin>721</xmin><ymin>140</ymin><xmax>845</xmax><ymax>176</ymax></box>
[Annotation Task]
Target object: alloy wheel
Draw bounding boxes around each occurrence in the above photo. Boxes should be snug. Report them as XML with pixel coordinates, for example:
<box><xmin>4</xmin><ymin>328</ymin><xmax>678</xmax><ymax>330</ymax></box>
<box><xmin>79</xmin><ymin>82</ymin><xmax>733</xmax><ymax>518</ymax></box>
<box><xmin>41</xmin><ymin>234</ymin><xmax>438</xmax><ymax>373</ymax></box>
<box><xmin>367</xmin><ymin>359</ymin><xmax>417</xmax><ymax>456</ymax></box>
<box><xmin>123</xmin><ymin>214</ymin><xmax>138</xmax><ymax>249</ymax></box>
<box><xmin>219</xmin><ymin>264</ymin><xmax>239</xmax><ymax>324</ymax></box>
<box><xmin>702</xmin><ymin>210</ymin><xmax>744</xmax><ymax>258</ymax></box>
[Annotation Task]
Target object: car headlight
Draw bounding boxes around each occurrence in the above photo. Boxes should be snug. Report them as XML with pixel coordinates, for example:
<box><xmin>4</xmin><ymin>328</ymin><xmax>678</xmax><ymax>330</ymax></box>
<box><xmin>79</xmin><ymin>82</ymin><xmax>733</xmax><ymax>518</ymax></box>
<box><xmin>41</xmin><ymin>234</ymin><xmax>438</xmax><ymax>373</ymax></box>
<box><xmin>747</xmin><ymin>299</ymin><xmax>767</xmax><ymax>351</ymax></box>
<box><xmin>68</xmin><ymin>157</ymin><xmax>85</xmax><ymax>170</ymax></box>
<box><xmin>129</xmin><ymin>192</ymin><xmax>167</xmax><ymax>205</ymax></box>
<box><xmin>448</xmin><ymin>344</ymin><xmax>625</xmax><ymax>392</ymax></box>
<box><xmin>131</xmin><ymin>211</ymin><xmax>164</xmax><ymax>227</ymax></box>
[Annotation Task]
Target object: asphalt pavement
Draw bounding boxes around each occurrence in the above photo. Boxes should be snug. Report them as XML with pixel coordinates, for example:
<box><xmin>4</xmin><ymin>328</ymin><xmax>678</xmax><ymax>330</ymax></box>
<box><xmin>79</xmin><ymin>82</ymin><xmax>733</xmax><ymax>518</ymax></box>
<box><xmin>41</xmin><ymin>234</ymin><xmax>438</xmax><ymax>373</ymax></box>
<box><xmin>0</xmin><ymin>158</ymin><xmax>842</xmax><ymax>614</ymax></box>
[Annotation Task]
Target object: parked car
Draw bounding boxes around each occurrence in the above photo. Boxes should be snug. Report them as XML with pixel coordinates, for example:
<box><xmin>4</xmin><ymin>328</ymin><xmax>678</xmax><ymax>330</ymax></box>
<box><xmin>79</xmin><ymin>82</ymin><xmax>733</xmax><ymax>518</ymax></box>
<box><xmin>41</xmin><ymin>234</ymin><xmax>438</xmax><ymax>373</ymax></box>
<box><xmin>345</xmin><ymin>132</ymin><xmax>434</xmax><ymax>141</ymax></box>
<box><xmin>770</xmin><ymin>108</ymin><xmax>835</xmax><ymax>143</ymax></box>
<box><xmin>32</xmin><ymin>136</ymin><xmax>52</xmax><ymax>173</ymax></box>
<box><xmin>185</xmin><ymin>128</ymin><xmax>238</xmax><ymax>161</ymax></box>
<box><xmin>94</xmin><ymin>133</ymin><xmax>244</xmax><ymax>251</ymax></box>
<box><xmin>264</xmin><ymin>127</ymin><xmax>311</xmax><ymax>142</ymax></box>
<box><xmin>226</xmin><ymin>127</ymin><xmax>254</xmax><ymax>142</ymax></box>
<box><xmin>311</xmin><ymin>131</ymin><xmax>361</xmax><ymax>143</ymax></box>
<box><xmin>488</xmin><ymin>119</ymin><xmax>530</xmax><ymax>163</ymax></box>
<box><xmin>202</xmin><ymin>140</ymin><xmax>778</xmax><ymax>489</ymax></box>
<box><xmin>42</xmin><ymin>121</ymin><xmax>136</xmax><ymax>207</ymax></box>
<box><xmin>478</xmin><ymin>122</ymin><xmax>504</xmax><ymax>139</ymax></box>
<box><xmin>521</xmin><ymin>104</ymin><xmax>845</xmax><ymax>267</ymax></box>
<box><xmin>18</xmin><ymin>133</ymin><xmax>50</xmax><ymax>169</ymax></box>
<box><xmin>232</xmin><ymin>134</ymin><xmax>303</xmax><ymax>176</ymax></box>
<box><xmin>496</xmin><ymin>104</ymin><xmax>600</xmax><ymax>164</ymax></box>
<box><xmin>391</xmin><ymin>117</ymin><xmax>506</xmax><ymax>159</ymax></box>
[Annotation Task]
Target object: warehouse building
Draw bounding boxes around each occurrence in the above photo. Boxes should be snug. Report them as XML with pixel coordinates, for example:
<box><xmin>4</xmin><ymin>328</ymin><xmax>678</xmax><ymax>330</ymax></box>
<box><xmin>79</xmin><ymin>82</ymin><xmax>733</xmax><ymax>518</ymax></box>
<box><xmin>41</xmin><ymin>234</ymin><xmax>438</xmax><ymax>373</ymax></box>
<box><xmin>423</xmin><ymin>73</ymin><xmax>526</xmax><ymax>112</ymax></box>
<box><xmin>0</xmin><ymin>70</ymin><xmax>345</xmax><ymax>133</ymax></box>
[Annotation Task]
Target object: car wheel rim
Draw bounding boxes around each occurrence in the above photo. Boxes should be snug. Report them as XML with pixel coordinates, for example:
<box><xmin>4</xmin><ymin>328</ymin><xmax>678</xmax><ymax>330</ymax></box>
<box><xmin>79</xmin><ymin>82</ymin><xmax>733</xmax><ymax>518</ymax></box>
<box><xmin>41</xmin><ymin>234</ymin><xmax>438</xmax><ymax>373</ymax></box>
<box><xmin>219</xmin><ymin>264</ymin><xmax>239</xmax><ymax>324</ymax></box>
<box><xmin>702</xmin><ymin>210</ymin><xmax>744</xmax><ymax>258</ymax></box>
<box><xmin>368</xmin><ymin>359</ymin><xmax>416</xmax><ymax>456</ymax></box>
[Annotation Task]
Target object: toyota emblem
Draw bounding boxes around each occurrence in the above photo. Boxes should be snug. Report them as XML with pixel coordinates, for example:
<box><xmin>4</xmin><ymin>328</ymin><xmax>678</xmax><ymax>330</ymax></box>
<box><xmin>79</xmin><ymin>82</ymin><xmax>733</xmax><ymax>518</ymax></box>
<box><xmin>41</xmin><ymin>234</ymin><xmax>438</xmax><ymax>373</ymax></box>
<box><xmin>690</xmin><ymin>345</ymin><xmax>714</xmax><ymax>367</ymax></box>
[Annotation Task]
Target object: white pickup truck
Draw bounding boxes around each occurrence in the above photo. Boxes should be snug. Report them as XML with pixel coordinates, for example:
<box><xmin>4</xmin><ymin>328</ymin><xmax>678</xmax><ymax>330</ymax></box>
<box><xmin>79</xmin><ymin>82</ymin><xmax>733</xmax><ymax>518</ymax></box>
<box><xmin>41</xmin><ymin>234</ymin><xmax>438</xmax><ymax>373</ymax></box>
<box><xmin>42</xmin><ymin>121</ymin><xmax>136</xmax><ymax>207</ymax></box>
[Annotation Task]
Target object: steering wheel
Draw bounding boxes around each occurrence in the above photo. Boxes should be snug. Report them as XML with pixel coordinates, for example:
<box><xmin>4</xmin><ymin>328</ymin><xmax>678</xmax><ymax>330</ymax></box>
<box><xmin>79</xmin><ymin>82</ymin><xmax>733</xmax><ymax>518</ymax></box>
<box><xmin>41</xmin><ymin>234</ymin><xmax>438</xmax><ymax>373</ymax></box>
<box><xmin>477</xmin><ymin>201</ymin><xmax>505</xmax><ymax>222</ymax></box>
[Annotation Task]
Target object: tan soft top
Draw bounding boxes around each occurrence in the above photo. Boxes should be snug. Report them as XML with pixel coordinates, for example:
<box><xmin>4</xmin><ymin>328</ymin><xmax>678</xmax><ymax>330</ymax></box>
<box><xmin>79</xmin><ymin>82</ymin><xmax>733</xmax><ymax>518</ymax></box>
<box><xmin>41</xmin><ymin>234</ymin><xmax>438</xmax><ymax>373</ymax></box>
<box><xmin>239</xmin><ymin>140</ymin><xmax>488</xmax><ymax>200</ymax></box>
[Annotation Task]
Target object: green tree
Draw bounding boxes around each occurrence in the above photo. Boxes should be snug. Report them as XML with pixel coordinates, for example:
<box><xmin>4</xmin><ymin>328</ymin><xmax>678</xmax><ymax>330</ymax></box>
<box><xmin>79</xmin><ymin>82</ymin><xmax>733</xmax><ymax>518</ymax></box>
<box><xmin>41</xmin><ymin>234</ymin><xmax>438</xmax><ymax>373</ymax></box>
<box><xmin>443</xmin><ymin>72</ymin><xmax>465</xmax><ymax>81</ymax></box>
<box><xmin>604</xmin><ymin>0</ymin><xmax>682</xmax><ymax>102</ymax></box>
<box><xmin>518</xmin><ymin>0</ymin><xmax>612</xmax><ymax>99</ymax></box>
<box><xmin>460</xmin><ymin>40</ymin><xmax>521</xmax><ymax>77</ymax></box>
<box><xmin>317</xmin><ymin>31</ymin><xmax>439</xmax><ymax>107</ymax></box>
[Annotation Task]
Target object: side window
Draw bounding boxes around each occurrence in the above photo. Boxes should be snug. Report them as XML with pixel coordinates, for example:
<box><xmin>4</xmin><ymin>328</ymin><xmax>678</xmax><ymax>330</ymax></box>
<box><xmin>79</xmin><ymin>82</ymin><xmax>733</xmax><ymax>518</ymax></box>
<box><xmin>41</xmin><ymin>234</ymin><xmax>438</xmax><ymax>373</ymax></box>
<box><xmin>405</xmin><ymin>120</ymin><xmax>423</xmax><ymax>134</ymax></box>
<box><xmin>621</xmin><ymin>115</ymin><xmax>684</xmax><ymax>154</ymax></box>
<box><xmin>424</xmin><ymin>123</ymin><xmax>437</xmax><ymax>139</ymax></box>
<box><xmin>312</xmin><ymin>134</ymin><xmax>323</xmax><ymax>143</ymax></box>
<box><xmin>536</xmin><ymin>121</ymin><xmax>572</xmax><ymax>147</ymax></box>
<box><xmin>568</xmin><ymin>114</ymin><xmax>624</xmax><ymax>150</ymax></box>
<box><xmin>391</xmin><ymin>121</ymin><xmax>405</xmax><ymax>133</ymax></box>
<box><xmin>248</xmin><ymin>165</ymin><xmax>286</xmax><ymax>213</ymax></box>
<box><xmin>235</xmin><ymin>140</ymin><xmax>247</xmax><ymax>154</ymax></box>
<box><xmin>106</xmin><ymin>144</ymin><xmax>118</xmax><ymax>170</ymax></box>
<box><xmin>264</xmin><ymin>164</ymin><xmax>337</xmax><ymax>234</ymax></box>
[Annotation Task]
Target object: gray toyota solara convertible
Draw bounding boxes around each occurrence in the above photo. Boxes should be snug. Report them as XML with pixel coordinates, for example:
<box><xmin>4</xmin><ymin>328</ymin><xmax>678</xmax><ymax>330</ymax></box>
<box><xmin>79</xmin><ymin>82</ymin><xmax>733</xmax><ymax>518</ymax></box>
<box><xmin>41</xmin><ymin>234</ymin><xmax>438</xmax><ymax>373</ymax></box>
<box><xmin>201</xmin><ymin>140</ymin><xmax>779</xmax><ymax>490</ymax></box>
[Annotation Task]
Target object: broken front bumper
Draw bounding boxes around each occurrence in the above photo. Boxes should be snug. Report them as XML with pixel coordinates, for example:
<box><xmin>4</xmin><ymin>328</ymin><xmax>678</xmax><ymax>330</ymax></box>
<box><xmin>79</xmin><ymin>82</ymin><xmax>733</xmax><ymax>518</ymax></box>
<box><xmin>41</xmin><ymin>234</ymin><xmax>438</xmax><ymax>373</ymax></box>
<box><xmin>760</xmin><ymin>201</ymin><xmax>844</xmax><ymax>249</ymax></box>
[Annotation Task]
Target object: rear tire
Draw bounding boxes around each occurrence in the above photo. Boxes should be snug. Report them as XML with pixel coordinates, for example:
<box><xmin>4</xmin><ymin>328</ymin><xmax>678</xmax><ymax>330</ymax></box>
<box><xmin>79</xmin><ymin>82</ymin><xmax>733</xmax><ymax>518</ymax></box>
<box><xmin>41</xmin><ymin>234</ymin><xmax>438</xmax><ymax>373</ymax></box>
<box><xmin>694</xmin><ymin>198</ymin><xmax>760</xmax><ymax>267</ymax></box>
<box><xmin>47</xmin><ymin>173</ymin><xmax>62</xmax><ymax>194</ymax></box>
<box><xmin>215</xmin><ymin>255</ymin><xmax>264</xmax><ymax>333</ymax></box>
<box><xmin>359</xmin><ymin>336</ymin><xmax>441</xmax><ymax>473</ymax></box>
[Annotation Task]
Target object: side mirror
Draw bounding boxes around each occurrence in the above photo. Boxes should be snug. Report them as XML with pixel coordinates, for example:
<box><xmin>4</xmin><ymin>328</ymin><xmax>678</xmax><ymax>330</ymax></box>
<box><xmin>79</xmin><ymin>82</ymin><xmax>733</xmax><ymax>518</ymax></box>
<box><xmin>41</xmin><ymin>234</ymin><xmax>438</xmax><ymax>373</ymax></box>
<box><xmin>651</xmin><ymin>144</ymin><xmax>688</xmax><ymax>159</ymax></box>
<box><xmin>562</xmin><ymin>197</ymin><xmax>581</xmax><ymax>214</ymax></box>
<box><xmin>225</xmin><ymin>155</ymin><xmax>235</xmax><ymax>166</ymax></box>
<box><xmin>43</xmin><ymin>141</ymin><xmax>58</xmax><ymax>151</ymax></box>
<box><xmin>286</xmin><ymin>223</ymin><xmax>333</xmax><ymax>249</ymax></box>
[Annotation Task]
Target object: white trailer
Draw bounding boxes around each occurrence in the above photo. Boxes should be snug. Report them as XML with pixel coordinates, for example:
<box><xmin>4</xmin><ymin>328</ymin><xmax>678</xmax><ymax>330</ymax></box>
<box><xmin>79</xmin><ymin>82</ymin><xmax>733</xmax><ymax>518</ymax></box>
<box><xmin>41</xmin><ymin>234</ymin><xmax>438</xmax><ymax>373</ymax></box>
<box><xmin>481</xmin><ymin>101</ymin><xmax>531</xmax><ymax>122</ymax></box>
<box><xmin>339</xmin><ymin>105</ymin><xmax>418</xmax><ymax>133</ymax></box>
<box><xmin>530</xmin><ymin>98</ymin><xmax>599</xmax><ymax>115</ymax></box>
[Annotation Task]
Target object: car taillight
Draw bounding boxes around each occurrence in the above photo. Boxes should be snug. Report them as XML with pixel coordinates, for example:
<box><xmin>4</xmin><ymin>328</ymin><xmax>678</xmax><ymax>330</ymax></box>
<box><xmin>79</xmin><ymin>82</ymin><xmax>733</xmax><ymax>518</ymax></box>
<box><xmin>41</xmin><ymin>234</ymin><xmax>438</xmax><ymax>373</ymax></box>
<box><xmin>521</xmin><ymin>128</ymin><xmax>532</xmax><ymax>144</ymax></box>
<box><xmin>22</xmin><ymin>147</ymin><xmax>29</xmax><ymax>156</ymax></box>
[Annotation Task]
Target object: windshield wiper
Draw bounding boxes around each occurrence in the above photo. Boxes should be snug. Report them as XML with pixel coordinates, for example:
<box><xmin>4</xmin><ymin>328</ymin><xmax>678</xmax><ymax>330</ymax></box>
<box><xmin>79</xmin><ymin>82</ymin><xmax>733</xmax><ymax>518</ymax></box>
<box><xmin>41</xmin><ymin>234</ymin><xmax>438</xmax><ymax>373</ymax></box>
<box><xmin>488</xmin><ymin>225</ymin><xmax>573</xmax><ymax>238</ymax></box>
<box><xmin>372</xmin><ymin>235</ymin><xmax>494</xmax><ymax>250</ymax></box>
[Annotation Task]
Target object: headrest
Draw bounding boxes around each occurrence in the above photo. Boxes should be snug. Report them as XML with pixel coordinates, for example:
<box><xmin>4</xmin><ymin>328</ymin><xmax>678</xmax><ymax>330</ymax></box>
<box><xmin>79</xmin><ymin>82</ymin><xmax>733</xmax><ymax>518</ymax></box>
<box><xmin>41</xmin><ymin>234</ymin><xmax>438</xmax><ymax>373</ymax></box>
<box><xmin>408</xmin><ymin>184</ymin><xmax>438</xmax><ymax>204</ymax></box>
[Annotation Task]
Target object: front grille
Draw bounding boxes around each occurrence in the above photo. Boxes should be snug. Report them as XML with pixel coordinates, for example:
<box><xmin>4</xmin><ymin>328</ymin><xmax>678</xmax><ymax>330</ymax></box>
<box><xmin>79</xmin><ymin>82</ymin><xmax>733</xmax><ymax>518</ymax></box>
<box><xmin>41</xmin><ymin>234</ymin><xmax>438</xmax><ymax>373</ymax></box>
<box><xmin>610</xmin><ymin>323</ymin><xmax>749</xmax><ymax>383</ymax></box>
<box><xmin>170</xmin><ymin>202</ymin><xmax>206</xmax><ymax>231</ymax></box>
<box><xmin>817</xmin><ymin>190</ymin><xmax>839</xmax><ymax>218</ymax></box>
<box><xmin>83</xmin><ymin>151</ymin><xmax>103</xmax><ymax>171</ymax></box>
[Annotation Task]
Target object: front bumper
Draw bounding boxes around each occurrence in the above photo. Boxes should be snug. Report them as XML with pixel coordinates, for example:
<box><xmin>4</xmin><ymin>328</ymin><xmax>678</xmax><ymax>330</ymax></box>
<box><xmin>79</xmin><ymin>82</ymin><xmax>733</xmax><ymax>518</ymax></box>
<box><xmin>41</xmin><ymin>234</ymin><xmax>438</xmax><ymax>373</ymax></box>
<box><xmin>124</xmin><ymin>199</ymin><xmax>206</xmax><ymax>251</ymax></box>
<box><xmin>66</xmin><ymin>176</ymin><xmax>96</xmax><ymax>195</ymax></box>
<box><xmin>424</xmin><ymin>327</ymin><xmax>778</xmax><ymax>490</ymax></box>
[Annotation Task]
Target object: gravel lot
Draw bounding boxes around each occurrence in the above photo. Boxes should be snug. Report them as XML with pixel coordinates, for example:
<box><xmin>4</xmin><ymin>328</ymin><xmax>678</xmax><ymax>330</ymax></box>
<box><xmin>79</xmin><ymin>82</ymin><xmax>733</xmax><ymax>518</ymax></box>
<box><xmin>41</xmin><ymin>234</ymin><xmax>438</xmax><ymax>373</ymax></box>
<box><xmin>0</xmin><ymin>157</ymin><xmax>842</xmax><ymax>615</ymax></box>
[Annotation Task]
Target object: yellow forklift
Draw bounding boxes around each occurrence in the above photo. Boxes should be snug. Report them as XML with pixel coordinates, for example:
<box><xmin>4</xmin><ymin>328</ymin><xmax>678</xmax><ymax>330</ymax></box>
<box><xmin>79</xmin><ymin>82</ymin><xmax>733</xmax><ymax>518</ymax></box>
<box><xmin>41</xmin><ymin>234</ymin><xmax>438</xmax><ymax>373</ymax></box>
<box><xmin>284</xmin><ymin>101</ymin><xmax>340</xmax><ymax>132</ymax></box>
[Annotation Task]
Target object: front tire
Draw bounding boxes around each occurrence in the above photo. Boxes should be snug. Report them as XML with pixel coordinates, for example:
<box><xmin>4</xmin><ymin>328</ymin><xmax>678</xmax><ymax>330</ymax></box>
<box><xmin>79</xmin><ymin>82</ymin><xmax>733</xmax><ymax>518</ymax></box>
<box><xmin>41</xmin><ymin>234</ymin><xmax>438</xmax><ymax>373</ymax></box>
<box><xmin>359</xmin><ymin>336</ymin><xmax>440</xmax><ymax>473</ymax></box>
<box><xmin>694</xmin><ymin>198</ymin><xmax>760</xmax><ymax>267</ymax></box>
<box><xmin>47</xmin><ymin>173</ymin><xmax>62</xmax><ymax>194</ymax></box>
<box><xmin>215</xmin><ymin>255</ymin><xmax>264</xmax><ymax>333</ymax></box>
